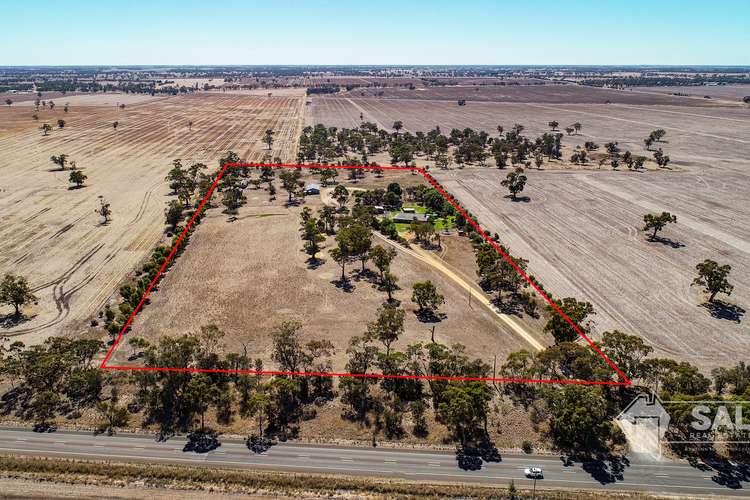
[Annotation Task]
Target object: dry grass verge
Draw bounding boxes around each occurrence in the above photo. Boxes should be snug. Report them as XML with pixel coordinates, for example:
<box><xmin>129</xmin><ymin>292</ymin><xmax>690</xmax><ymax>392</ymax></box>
<box><xmin>0</xmin><ymin>454</ymin><xmax>664</xmax><ymax>499</ymax></box>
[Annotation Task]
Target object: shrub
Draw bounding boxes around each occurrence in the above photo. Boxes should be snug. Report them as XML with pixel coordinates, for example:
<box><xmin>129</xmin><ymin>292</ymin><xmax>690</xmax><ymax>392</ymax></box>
<box><xmin>522</xmin><ymin>440</ymin><xmax>533</xmax><ymax>454</ymax></box>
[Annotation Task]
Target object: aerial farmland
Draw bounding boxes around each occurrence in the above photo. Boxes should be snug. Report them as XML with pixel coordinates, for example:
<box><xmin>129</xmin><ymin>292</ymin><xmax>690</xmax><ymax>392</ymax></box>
<box><xmin>0</xmin><ymin>90</ymin><xmax>305</xmax><ymax>342</ymax></box>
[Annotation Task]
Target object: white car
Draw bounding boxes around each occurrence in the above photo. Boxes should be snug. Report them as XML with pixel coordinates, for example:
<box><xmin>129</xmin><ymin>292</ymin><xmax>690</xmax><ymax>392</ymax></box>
<box><xmin>524</xmin><ymin>467</ymin><xmax>543</xmax><ymax>479</ymax></box>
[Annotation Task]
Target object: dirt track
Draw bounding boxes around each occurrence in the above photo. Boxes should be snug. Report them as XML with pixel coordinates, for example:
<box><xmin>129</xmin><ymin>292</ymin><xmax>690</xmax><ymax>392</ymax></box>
<box><xmin>0</xmin><ymin>91</ymin><xmax>305</xmax><ymax>343</ymax></box>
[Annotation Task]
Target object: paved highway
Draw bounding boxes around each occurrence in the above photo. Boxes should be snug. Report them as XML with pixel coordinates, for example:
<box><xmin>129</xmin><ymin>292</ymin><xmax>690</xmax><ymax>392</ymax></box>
<box><xmin>0</xmin><ymin>428</ymin><xmax>747</xmax><ymax>497</ymax></box>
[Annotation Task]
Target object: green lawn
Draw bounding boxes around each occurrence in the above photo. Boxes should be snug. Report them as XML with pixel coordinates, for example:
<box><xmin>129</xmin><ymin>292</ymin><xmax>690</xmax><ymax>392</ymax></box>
<box><xmin>434</xmin><ymin>215</ymin><xmax>455</xmax><ymax>230</ymax></box>
<box><xmin>401</xmin><ymin>202</ymin><xmax>428</xmax><ymax>214</ymax></box>
<box><xmin>394</xmin><ymin>222</ymin><xmax>411</xmax><ymax>233</ymax></box>
<box><xmin>391</xmin><ymin>212</ymin><xmax>456</xmax><ymax>233</ymax></box>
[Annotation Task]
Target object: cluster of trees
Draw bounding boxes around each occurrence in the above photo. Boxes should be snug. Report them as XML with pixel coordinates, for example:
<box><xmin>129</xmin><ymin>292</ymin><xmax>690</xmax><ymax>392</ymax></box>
<box><xmin>640</xmin><ymin>212</ymin><xmax>736</xmax><ymax>305</ymax></box>
<box><xmin>164</xmin><ymin>159</ymin><xmax>209</xmax><ymax>225</ymax></box>
<box><xmin>336</xmin><ymin>305</ymin><xmax>494</xmax><ymax>446</ymax></box>
<box><xmin>298</xmin><ymin>123</ymin><xmax>389</xmax><ymax>165</ymax></box>
<box><xmin>101</xmin><ymin>244</ymin><xmax>173</xmax><ymax>341</ymax></box>
<box><xmin>303</xmin><ymin>119</ymin><xmax>665</xmax><ymax>177</ymax></box>
<box><xmin>597</xmin><ymin>142</ymin><xmax>648</xmax><ymax>171</ymax></box>
<box><xmin>0</xmin><ymin>337</ymin><xmax>119</xmax><ymax>431</ymax></box>
<box><xmin>1</xmin><ymin>314</ymin><xmax>744</xmax><ymax>458</ymax></box>
<box><xmin>298</xmin><ymin>122</ymin><xmax>571</xmax><ymax>171</ymax></box>
<box><xmin>475</xmin><ymin>242</ymin><xmax>535</xmax><ymax>315</ymax></box>
<box><xmin>162</xmin><ymin>151</ymin><xmax>285</xmax><ymax>224</ymax></box>
<box><xmin>299</xmin><ymin>181</ymin><xmax>449</xmax><ymax>314</ymax></box>
<box><xmin>127</xmin><ymin>320</ymin><xmax>494</xmax><ymax>449</ymax></box>
<box><xmin>352</xmin><ymin>182</ymin><xmax>403</xmax><ymax>210</ymax></box>
<box><xmin>50</xmin><ymin>153</ymin><xmax>87</xmax><ymax>189</ymax></box>
<box><xmin>581</xmin><ymin>75</ymin><xmax>750</xmax><ymax>88</ymax></box>
<box><xmin>643</xmin><ymin>129</ymin><xmax>671</xmax><ymax>167</ymax></box>
<box><xmin>500</xmin><ymin>314</ymin><xmax>741</xmax><ymax>452</ymax></box>
<box><xmin>32</xmin><ymin>79</ymin><xmax>196</xmax><ymax>96</ymax></box>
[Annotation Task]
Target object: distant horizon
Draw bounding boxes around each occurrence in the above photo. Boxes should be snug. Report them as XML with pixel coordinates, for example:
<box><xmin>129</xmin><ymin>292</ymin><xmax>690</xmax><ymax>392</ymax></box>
<box><xmin>2</xmin><ymin>64</ymin><xmax>750</xmax><ymax>69</ymax></box>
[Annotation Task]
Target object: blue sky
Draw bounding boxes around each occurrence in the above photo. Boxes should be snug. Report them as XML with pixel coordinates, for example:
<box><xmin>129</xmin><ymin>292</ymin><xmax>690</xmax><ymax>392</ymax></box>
<box><xmin>2</xmin><ymin>0</ymin><xmax>749</xmax><ymax>66</ymax></box>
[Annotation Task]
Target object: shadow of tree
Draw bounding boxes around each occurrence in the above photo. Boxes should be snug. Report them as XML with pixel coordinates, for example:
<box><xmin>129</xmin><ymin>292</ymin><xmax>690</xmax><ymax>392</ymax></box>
<box><xmin>648</xmin><ymin>236</ymin><xmax>685</xmax><ymax>248</ymax></box>
<box><xmin>331</xmin><ymin>278</ymin><xmax>354</xmax><ymax>293</ymax></box>
<box><xmin>686</xmin><ymin>454</ymin><xmax>750</xmax><ymax>490</ymax></box>
<box><xmin>306</xmin><ymin>257</ymin><xmax>325</xmax><ymax>270</ymax></box>
<box><xmin>183</xmin><ymin>430</ymin><xmax>221</xmax><ymax>453</ymax></box>
<box><xmin>246</xmin><ymin>435</ymin><xmax>276</xmax><ymax>454</ymax></box>
<box><xmin>354</xmin><ymin>268</ymin><xmax>378</xmax><ymax>283</ymax></box>
<box><xmin>572</xmin><ymin>453</ymin><xmax>630</xmax><ymax>485</ymax></box>
<box><xmin>415</xmin><ymin>309</ymin><xmax>445</xmax><ymax>323</ymax></box>
<box><xmin>702</xmin><ymin>300</ymin><xmax>745</xmax><ymax>323</ymax></box>
<box><xmin>455</xmin><ymin>437</ymin><xmax>502</xmax><ymax>471</ymax></box>
<box><xmin>283</xmin><ymin>199</ymin><xmax>303</xmax><ymax>208</ymax></box>
<box><xmin>506</xmin><ymin>195</ymin><xmax>531</xmax><ymax>203</ymax></box>
<box><xmin>0</xmin><ymin>313</ymin><xmax>34</xmax><ymax>329</ymax></box>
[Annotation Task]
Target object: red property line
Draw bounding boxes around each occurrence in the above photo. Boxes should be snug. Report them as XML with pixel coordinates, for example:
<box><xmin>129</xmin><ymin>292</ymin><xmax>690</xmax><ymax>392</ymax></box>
<box><xmin>100</xmin><ymin>162</ymin><xmax>632</xmax><ymax>387</ymax></box>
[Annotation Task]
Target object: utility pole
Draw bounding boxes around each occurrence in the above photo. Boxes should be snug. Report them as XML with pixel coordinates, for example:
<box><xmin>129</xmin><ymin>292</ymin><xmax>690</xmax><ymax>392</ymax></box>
<box><xmin>532</xmin><ymin>477</ymin><xmax>537</xmax><ymax>499</ymax></box>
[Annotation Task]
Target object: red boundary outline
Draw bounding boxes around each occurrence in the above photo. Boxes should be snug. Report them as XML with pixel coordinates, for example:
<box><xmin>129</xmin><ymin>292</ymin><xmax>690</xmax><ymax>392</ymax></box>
<box><xmin>100</xmin><ymin>163</ymin><xmax>631</xmax><ymax>387</ymax></box>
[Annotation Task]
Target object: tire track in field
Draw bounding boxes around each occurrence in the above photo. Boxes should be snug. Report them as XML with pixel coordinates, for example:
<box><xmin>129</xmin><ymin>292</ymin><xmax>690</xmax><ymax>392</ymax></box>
<box><xmin>128</xmin><ymin>180</ymin><xmax>165</xmax><ymax>226</ymax></box>
<box><xmin>7</xmin><ymin>244</ymin><xmax>104</xmax><ymax>336</ymax></box>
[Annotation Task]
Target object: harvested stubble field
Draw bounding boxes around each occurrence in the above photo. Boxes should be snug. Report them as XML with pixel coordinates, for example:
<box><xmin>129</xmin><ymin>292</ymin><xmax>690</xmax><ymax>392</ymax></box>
<box><xmin>335</xmin><ymin>83</ymin><xmax>731</xmax><ymax>105</ymax></box>
<box><xmin>634</xmin><ymin>84</ymin><xmax>750</xmax><ymax>103</ymax></box>
<box><xmin>117</xmin><ymin>172</ymin><xmax>541</xmax><ymax>372</ymax></box>
<box><xmin>0</xmin><ymin>91</ymin><xmax>305</xmax><ymax>344</ymax></box>
<box><xmin>308</xmin><ymin>85</ymin><xmax>750</xmax><ymax>370</ymax></box>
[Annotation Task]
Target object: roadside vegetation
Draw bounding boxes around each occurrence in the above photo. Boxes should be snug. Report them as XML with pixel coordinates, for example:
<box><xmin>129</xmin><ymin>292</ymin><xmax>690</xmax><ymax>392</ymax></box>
<box><xmin>0</xmin><ymin>454</ymin><xmax>666</xmax><ymax>500</ymax></box>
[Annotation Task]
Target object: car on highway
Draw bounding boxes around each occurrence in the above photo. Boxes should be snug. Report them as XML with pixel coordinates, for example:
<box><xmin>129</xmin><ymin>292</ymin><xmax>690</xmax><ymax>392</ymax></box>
<box><xmin>524</xmin><ymin>467</ymin><xmax>544</xmax><ymax>479</ymax></box>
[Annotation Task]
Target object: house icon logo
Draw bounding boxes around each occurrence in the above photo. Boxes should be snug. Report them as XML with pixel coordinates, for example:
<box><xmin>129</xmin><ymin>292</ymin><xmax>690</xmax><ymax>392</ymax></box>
<box><xmin>616</xmin><ymin>393</ymin><xmax>670</xmax><ymax>458</ymax></box>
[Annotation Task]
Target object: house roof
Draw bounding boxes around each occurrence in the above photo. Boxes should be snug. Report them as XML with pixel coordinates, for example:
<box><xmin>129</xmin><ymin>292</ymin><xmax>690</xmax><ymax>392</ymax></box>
<box><xmin>304</xmin><ymin>183</ymin><xmax>320</xmax><ymax>191</ymax></box>
<box><xmin>393</xmin><ymin>212</ymin><xmax>430</xmax><ymax>223</ymax></box>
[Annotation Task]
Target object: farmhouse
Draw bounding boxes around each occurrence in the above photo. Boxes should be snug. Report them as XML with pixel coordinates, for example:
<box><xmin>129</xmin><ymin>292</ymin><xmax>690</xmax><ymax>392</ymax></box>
<box><xmin>392</xmin><ymin>212</ymin><xmax>430</xmax><ymax>223</ymax></box>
